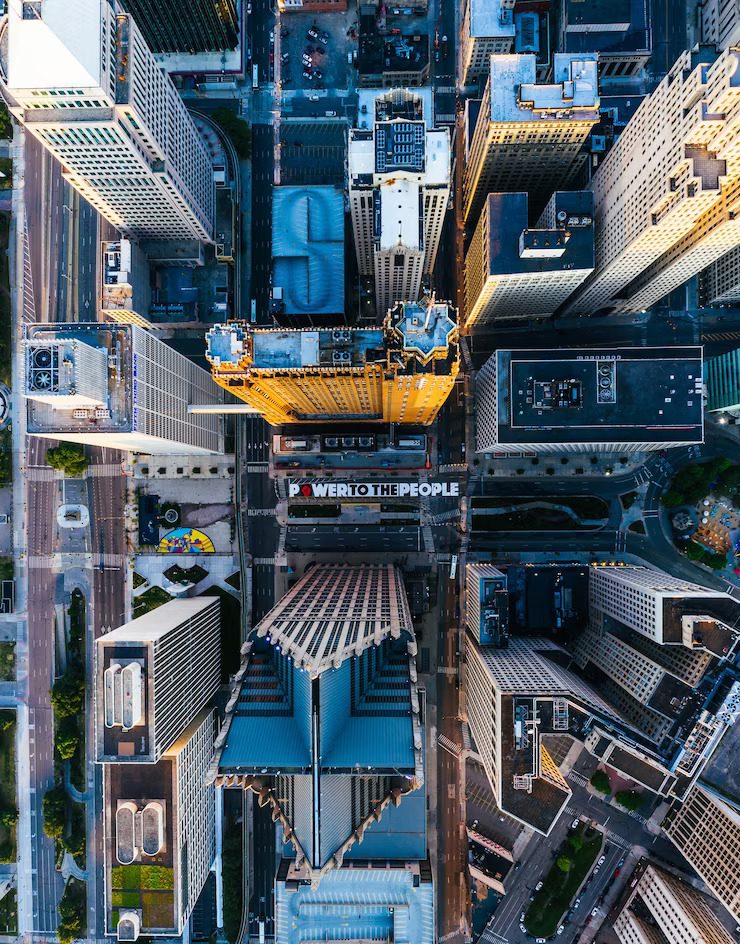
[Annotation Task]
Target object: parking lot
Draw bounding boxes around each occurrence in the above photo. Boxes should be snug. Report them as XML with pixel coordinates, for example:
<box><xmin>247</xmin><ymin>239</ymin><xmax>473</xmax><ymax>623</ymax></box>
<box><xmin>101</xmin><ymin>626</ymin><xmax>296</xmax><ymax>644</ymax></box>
<box><xmin>279</xmin><ymin>121</ymin><xmax>347</xmax><ymax>185</ymax></box>
<box><xmin>278</xmin><ymin>10</ymin><xmax>357</xmax><ymax>94</ymax></box>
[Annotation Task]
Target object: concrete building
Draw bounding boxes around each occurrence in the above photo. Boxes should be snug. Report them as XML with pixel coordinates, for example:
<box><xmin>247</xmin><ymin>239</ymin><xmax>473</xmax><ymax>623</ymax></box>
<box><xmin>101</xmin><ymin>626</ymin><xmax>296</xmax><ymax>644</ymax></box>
<box><xmin>464</xmin><ymin>636</ymin><xmax>626</xmax><ymax>834</ymax></box>
<box><xmin>465</xmin><ymin>563</ymin><xmax>509</xmax><ymax>647</ymax></box>
<box><xmin>463</xmin><ymin>54</ymin><xmax>600</xmax><ymax>225</ymax></box>
<box><xmin>565</xmin><ymin>46</ymin><xmax>740</xmax><ymax>317</ymax></box>
<box><xmin>117</xmin><ymin>0</ymin><xmax>239</xmax><ymax>52</ymax></box>
<box><xmin>702</xmin><ymin>246</ymin><xmax>740</xmax><ymax>306</ymax></box>
<box><xmin>560</xmin><ymin>0</ymin><xmax>652</xmax><ymax>79</ymax></box>
<box><xmin>700</xmin><ymin>0</ymin><xmax>740</xmax><ymax>48</ymax></box>
<box><xmin>205</xmin><ymin>297</ymin><xmax>459</xmax><ymax>426</ymax></box>
<box><xmin>103</xmin><ymin>708</ymin><xmax>216</xmax><ymax>941</ymax></box>
<box><xmin>464</xmin><ymin>191</ymin><xmax>594</xmax><ymax>327</ymax></box>
<box><xmin>589</xmin><ymin>564</ymin><xmax>739</xmax><ymax>651</ymax></box>
<box><xmin>357</xmin><ymin>21</ymin><xmax>429</xmax><ymax>88</ymax></box>
<box><xmin>349</xmin><ymin>89</ymin><xmax>451</xmax><ymax>315</ymax></box>
<box><xmin>706</xmin><ymin>348</ymin><xmax>740</xmax><ymax>415</ymax></box>
<box><xmin>25</xmin><ymin>323</ymin><xmax>225</xmax><ymax>454</ymax></box>
<box><xmin>279</xmin><ymin>0</ymin><xmax>347</xmax><ymax>13</ymax></box>
<box><xmin>270</xmin><ymin>186</ymin><xmax>345</xmax><ymax>326</ymax></box>
<box><xmin>613</xmin><ymin>862</ymin><xmax>735</xmax><ymax>944</ymax></box>
<box><xmin>475</xmin><ymin>347</ymin><xmax>704</xmax><ymax>454</ymax></box>
<box><xmin>459</xmin><ymin>0</ymin><xmax>515</xmax><ymax>86</ymax></box>
<box><xmin>95</xmin><ymin>597</ymin><xmax>221</xmax><ymax>763</ymax></box>
<box><xmin>663</xmin><ymin>785</ymin><xmax>740</xmax><ymax>923</ymax></box>
<box><xmin>212</xmin><ymin>563</ymin><xmax>433</xmax><ymax>937</ymax></box>
<box><xmin>3</xmin><ymin>0</ymin><xmax>214</xmax><ymax>242</ymax></box>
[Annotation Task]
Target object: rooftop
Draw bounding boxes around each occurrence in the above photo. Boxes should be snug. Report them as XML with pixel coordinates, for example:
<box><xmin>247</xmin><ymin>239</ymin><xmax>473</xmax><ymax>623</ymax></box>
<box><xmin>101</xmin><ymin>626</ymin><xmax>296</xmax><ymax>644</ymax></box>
<box><xmin>99</xmin><ymin>597</ymin><xmax>218</xmax><ymax>645</ymax></box>
<box><xmin>485</xmin><ymin>192</ymin><xmax>594</xmax><ymax>277</ymax></box>
<box><xmin>271</xmin><ymin>187</ymin><xmax>344</xmax><ymax>318</ymax></box>
<box><xmin>700</xmin><ymin>714</ymin><xmax>740</xmax><ymax>807</ymax></box>
<box><xmin>378</xmin><ymin>178</ymin><xmax>421</xmax><ymax>250</ymax></box>
<box><xmin>376</xmin><ymin>120</ymin><xmax>426</xmax><ymax>173</ymax></box>
<box><xmin>358</xmin><ymin>29</ymin><xmax>429</xmax><ymax>78</ymax></box>
<box><xmin>356</xmin><ymin>88</ymin><xmax>434</xmax><ymax>131</ymax></box>
<box><xmin>489</xmin><ymin>53</ymin><xmax>599</xmax><ymax>123</ymax></box>
<box><xmin>389</xmin><ymin>299</ymin><xmax>458</xmax><ymax>363</ymax></box>
<box><xmin>564</xmin><ymin>0</ymin><xmax>651</xmax><ymax>58</ymax></box>
<box><xmin>469</xmin><ymin>0</ymin><xmax>515</xmax><ymax>40</ymax></box>
<box><xmin>493</xmin><ymin>347</ymin><xmax>704</xmax><ymax>445</ymax></box>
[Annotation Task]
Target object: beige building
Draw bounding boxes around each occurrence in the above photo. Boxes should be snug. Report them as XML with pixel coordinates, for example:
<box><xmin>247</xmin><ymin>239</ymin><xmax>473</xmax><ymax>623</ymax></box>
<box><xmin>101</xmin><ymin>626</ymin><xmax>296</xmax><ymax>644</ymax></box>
<box><xmin>663</xmin><ymin>786</ymin><xmax>740</xmax><ymax>923</ymax></box>
<box><xmin>565</xmin><ymin>46</ymin><xmax>740</xmax><ymax>317</ymax></box>
<box><xmin>614</xmin><ymin>862</ymin><xmax>734</xmax><ymax>944</ymax></box>
<box><xmin>702</xmin><ymin>245</ymin><xmax>740</xmax><ymax>305</ymax></box>
<box><xmin>463</xmin><ymin>54</ymin><xmax>600</xmax><ymax>225</ymax></box>
<box><xmin>459</xmin><ymin>0</ymin><xmax>515</xmax><ymax>86</ymax></box>
<box><xmin>700</xmin><ymin>0</ymin><xmax>740</xmax><ymax>48</ymax></box>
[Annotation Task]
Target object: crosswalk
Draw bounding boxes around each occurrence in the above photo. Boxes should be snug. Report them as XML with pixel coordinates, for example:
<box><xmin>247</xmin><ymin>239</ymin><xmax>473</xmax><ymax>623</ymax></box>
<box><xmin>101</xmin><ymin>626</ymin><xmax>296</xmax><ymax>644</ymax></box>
<box><xmin>247</xmin><ymin>508</ymin><xmax>276</xmax><ymax>517</ymax></box>
<box><xmin>567</xmin><ymin>770</ymin><xmax>589</xmax><ymax>787</ymax></box>
<box><xmin>438</xmin><ymin>733</ymin><xmax>462</xmax><ymax>757</ymax></box>
<box><xmin>702</xmin><ymin>330</ymin><xmax>740</xmax><ymax>341</ymax></box>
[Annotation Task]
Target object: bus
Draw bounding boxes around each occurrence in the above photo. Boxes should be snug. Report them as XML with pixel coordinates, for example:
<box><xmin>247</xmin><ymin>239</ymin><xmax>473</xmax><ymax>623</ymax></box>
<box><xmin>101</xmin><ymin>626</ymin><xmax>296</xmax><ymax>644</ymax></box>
<box><xmin>252</xmin><ymin>64</ymin><xmax>259</xmax><ymax>89</ymax></box>
<box><xmin>449</xmin><ymin>555</ymin><xmax>458</xmax><ymax>581</ymax></box>
<box><xmin>250</xmin><ymin>298</ymin><xmax>257</xmax><ymax>322</ymax></box>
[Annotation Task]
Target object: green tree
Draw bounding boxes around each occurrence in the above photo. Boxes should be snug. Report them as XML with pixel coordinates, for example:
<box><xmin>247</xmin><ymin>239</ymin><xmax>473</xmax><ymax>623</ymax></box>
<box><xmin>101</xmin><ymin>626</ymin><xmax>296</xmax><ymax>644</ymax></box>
<box><xmin>0</xmin><ymin>807</ymin><xmax>17</xmax><ymax>829</ymax></box>
<box><xmin>568</xmin><ymin>832</ymin><xmax>584</xmax><ymax>852</ymax></box>
<box><xmin>57</xmin><ymin>881</ymin><xmax>85</xmax><ymax>944</ymax></box>
<box><xmin>42</xmin><ymin>785</ymin><xmax>67</xmax><ymax>840</ymax></box>
<box><xmin>0</xmin><ymin>711</ymin><xmax>14</xmax><ymax>732</ymax></box>
<box><xmin>55</xmin><ymin>716</ymin><xmax>80</xmax><ymax>761</ymax></box>
<box><xmin>50</xmin><ymin>671</ymin><xmax>85</xmax><ymax>718</ymax></box>
<box><xmin>556</xmin><ymin>855</ymin><xmax>572</xmax><ymax>874</ymax></box>
<box><xmin>63</xmin><ymin>828</ymin><xmax>85</xmax><ymax>859</ymax></box>
<box><xmin>212</xmin><ymin>108</ymin><xmax>252</xmax><ymax>160</ymax></box>
<box><xmin>45</xmin><ymin>444</ymin><xmax>89</xmax><ymax>477</ymax></box>
<box><xmin>615</xmin><ymin>790</ymin><xmax>643</xmax><ymax>811</ymax></box>
<box><xmin>590</xmin><ymin>769</ymin><xmax>611</xmax><ymax>794</ymax></box>
<box><xmin>0</xmin><ymin>104</ymin><xmax>11</xmax><ymax>141</ymax></box>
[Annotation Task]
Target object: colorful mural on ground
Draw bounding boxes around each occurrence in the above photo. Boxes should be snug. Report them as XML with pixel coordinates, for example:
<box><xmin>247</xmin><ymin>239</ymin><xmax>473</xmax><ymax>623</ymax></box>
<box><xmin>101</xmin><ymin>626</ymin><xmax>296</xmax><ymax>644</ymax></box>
<box><xmin>158</xmin><ymin>527</ymin><xmax>215</xmax><ymax>553</ymax></box>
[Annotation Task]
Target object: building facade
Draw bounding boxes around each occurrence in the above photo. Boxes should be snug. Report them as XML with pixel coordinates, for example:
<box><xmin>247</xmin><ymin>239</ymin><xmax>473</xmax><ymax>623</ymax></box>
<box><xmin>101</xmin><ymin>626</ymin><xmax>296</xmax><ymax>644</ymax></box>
<box><xmin>705</xmin><ymin>348</ymin><xmax>740</xmax><ymax>415</ymax></box>
<box><xmin>25</xmin><ymin>323</ymin><xmax>225</xmax><ymax>454</ymax></box>
<box><xmin>348</xmin><ymin>89</ymin><xmax>451</xmax><ymax>315</ymax></box>
<box><xmin>702</xmin><ymin>246</ymin><xmax>740</xmax><ymax>306</ymax></box>
<box><xmin>459</xmin><ymin>0</ymin><xmax>515</xmax><ymax>86</ymax></box>
<box><xmin>699</xmin><ymin>0</ymin><xmax>740</xmax><ymax>48</ymax></box>
<box><xmin>465</xmin><ymin>563</ymin><xmax>509</xmax><ymax>647</ymax></box>
<box><xmin>206</xmin><ymin>298</ymin><xmax>459</xmax><ymax>426</ymax></box>
<box><xmin>663</xmin><ymin>786</ymin><xmax>740</xmax><ymax>923</ymax></box>
<box><xmin>475</xmin><ymin>347</ymin><xmax>704</xmax><ymax>454</ymax></box>
<box><xmin>95</xmin><ymin>598</ymin><xmax>221</xmax><ymax>764</ymax></box>
<box><xmin>4</xmin><ymin>0</ymin><xmax>214</xmax><ymax>242</ymax></box>
<box><xmin>463</xmin><ymin>54</ymin><xmax>600</xmax><ymax>225</ymax></box>
<box><xmin>464</xmin><ymin>191</ymin><xmax>595</xmax><ymax>326</ymax></box>
<box><xmin>118</xmin><ymin>0</ymin><xmax>239</xmax><ymax>53</ymax></box>
<box><xmin>565</xmin><ymin>46</ymin><xmax>740</xmax><ymax>317</ymax></box>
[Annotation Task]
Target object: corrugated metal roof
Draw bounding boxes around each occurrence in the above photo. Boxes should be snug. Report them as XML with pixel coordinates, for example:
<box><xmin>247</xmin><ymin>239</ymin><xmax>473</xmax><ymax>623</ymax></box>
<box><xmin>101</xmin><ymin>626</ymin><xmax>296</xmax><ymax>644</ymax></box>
<box><xmin>323</xmin><ymin>715</ymin><xmax>415</xmax><ymax>770</ymax></box>
<box><xmin>220</xmin><ymin>715</ymin><xmax>311</xmax><ymax>770</ymax></box>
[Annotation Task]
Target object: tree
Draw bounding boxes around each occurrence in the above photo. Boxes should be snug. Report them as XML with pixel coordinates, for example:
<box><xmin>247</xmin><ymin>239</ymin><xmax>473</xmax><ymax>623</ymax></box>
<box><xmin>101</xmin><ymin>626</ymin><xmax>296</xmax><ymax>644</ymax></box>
<box><xmin>45</xmin><ymin>444</ymin><xmax>89</xmax><ymax>477</ymax></box>
<box><xmin>0</xmin><ymin>104</ymin><xmax>12</xmax><ymax>141</ymax></box>
<box><xmin>212</xmin><ymin>108</ymin><xmax>252</xmax><ymax>160</ymax></box>
<box><xmin>568</xmin><ymin>832</ymin><xmax>584</xmax><ymax>852</ymax></box>
<box><xmin>0</xmin><ymin>807</ymin><xmax>17</xmax><ymax>828</ymax></box>
<box><xmin>615</xmin><ymin>790</ymin><xmax>643</xmax><ymax>812</ymax></box>
<box><xmin>50</xmin><ymin>672</ymin><xmax>85</xmax><ymax>718</ymax></box>
<box><xmin>556</xmin><ymin>855</ymin><xmax>572</xmax><ymax>874</ymax></box>
<box><xmin>0</xmin><ymin>711</ymin><xmax>14</xmax><ymax>732</ymax></box>
<box><xmin>42</xmin><ymin>785</ymin><xmax>67</xmax><ymax>840</ymax></box>
<box><xmin>590</xmin><ymin>769</ymin><xmax>611</xmax><ymax>794</ymax></box>
<box><xmin>55</xmin><ymin>716</ymin><xmax>81</xmax><ymax>761</ymax></box>
<box><xmin>63</xmin><ymin>829</ymin><xmax>85</xmax><ymax>859</ymax></box>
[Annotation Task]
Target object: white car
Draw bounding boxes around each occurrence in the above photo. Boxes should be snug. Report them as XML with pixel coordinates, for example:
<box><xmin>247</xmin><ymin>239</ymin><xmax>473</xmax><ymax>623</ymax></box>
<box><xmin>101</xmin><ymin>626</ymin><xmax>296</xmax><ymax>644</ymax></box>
<box><xmin>591</xmin><ymin>907</ymin><xmax>599</xmax><ymax>917</ymax></box>
<box><xmin>520</xmin><ymin>912</ymin><xmax>525</xmax><ymax>922</ymax></box>
<box><xmin>519</xmin><ymin>925</ymin><xmax>526</xmax><ymax>934</ymax></box>
<box><xmin>535</xmin><ymin>881</ymin><xmax>543</xmax><ymax>891</ymax></box>
<box><xmin>309</xmin><ymin>94</ymin><xmax>320</xmax><ymax>101</ymax></box>
<box><xmin>537</xmin><ymin>939</ymin><xmax>546</xmax><ymax>943</ymax></box>
<box><xmin>574</xmin><ymin>898</ymin><xmax>581</xmax><ymax>910</ymax></box>
<box><xmin>598</xmin><ymin>855</ymin><xmax>606</xmax><ymax>865</ymax></box>
<box><xmin>571</xmin><ymin>818</ymin><xmax>579</xmax><ymax>829</ymax></box>
<box><xmin>557</xmin><ymin>927</ymin><xmax>565</xmax><ymax>936</ymax></box>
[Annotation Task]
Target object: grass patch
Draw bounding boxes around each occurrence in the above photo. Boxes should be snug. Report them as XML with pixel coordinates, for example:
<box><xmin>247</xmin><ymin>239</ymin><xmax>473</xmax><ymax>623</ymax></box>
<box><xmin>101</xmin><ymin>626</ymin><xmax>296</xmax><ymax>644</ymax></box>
<box><xmin>0</xmin><ymin>104</ymin><xmax>11</xmax><ymax>141</ymax></box>
<box><xmin>141</xmin><ymin>890</ymin><xmax>175</xmax><ymax>927</ymax></box>
<box><xmin>0</xmin><ymin>429</ymin><xmax>11</xmax><ymax>486</ymax></box>
<box><xmin>0</xmin><ymin>213</ymin><xmax>10</xmax><ymax>389</ymax></box>
<box><xmin>0</xmin><ymin>711</ymin><xmax>16</xmax><ymax>862</ymax></box>
<box><xmin>0</xmin><ymin>642</ymin><xmax>14</xmax><ymax>681</ymax></box>
<box><xmin>112</xmin><ymin>864</ymin><xmax>174</xmax><ymax>891</ymax></box>
<box><xmin>0</xmin><ymin>557</ymin><xmax>13</xmax><ymax>580</ymax></box>
<box><xmin>111</xmin><ymin>890</ymin><xmax>142</xmax><ymax>908</ymax></box>
<box><xmin>133</xmin><ymin>586</ymin><xmax>172</xmax><ymax>618</ymax></box>
<box><xmin>0</xmin><ymin>887</ymin><xmax>17</xmax><ymax>934</ymax></box>
<box><xmin>132</xmin><ymin>572</ymin><xmax>147</xmax><ymax>589</ymax></box>
<box><xmin>524</xmin><ymin>823</ymin><xmax>602</xmax><ymax>938</ymax></box>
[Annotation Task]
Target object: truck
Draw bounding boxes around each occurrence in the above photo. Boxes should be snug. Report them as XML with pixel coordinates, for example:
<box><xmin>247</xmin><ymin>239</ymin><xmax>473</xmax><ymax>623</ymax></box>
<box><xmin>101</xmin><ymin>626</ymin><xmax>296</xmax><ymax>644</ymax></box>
<box><xmin>252</xmin><ymin>64</ymin><xmax>259</xmax><ymax>89</ymax></box>
<box><xmin>250</xmin><ymin>298</ymin><xmax>257</xmax><ymax>322</ymax></box>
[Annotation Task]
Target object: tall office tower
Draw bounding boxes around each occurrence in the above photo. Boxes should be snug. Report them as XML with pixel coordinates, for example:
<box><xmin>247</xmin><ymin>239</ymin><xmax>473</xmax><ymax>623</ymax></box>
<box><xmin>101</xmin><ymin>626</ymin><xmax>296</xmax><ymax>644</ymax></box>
<box><xmin>664</xmin><ymin>786</ymin><xmax>740</xmax><ymax>923</ymax></box>
<box><xmin>205</xmin><ymin>298</ymin><xmax>459</xmax><ymax>426</ymax></box>
<box><xmin>560</xmin><ymin>0</ymin><xmax>652</xmax><ymax>80</ymax></box>
<box><xmin>464</xmin><ymin>636</ymin><xmax>627</xmax><ymax>834</ymax></box>
<box><xmin>463</xmin><ymin>191</ymin><xmax>594</xmax><ymax>327</ymax></box>
<box><xmin>459</xmin><ymin>0</ymin><xmax>515</xmax><ymax>86</ymax></box>
<box><xmin>706</xmin><ymin>348</ymin><xmax>740</xmax><ymax>416</ymax></box>
<box><xmin>25</xmin><ymin>323</ymin><xmax>225</xmax><ymax>454</ymax></box>
<box><xmin>4</xmin><ymin>0</ymin><xmax>214</xmax><ymax>242</ymax></box>
<box><xmin>463</xmin><ymin>54</ymin><xmax>599</xmax><ymax>225</ymax></box>
<box><xmin>475</xmin><ymin>347</ymin><xmax>704</xmax><ymax>454</ymax></box>
<box><xmin>589</xmin><ymin>564</ymin><xmax>739</xmax><ymax>650</ymax></box>
<box><xmin>104</xmin><ymin>708</ymin><xmax>216</xmax><ymax>942</ymax></box>
<box><xmin>95</xmin><ymin>598</ymin><xmax>221</xmax><ymax>763</ymax></box>
<box><xmin>119</xmin><ymin>0</ymin><xmax>239</xmax><ymax>53</ymax></box>
<box><xmin>702</xmin><ymin>246</ymin><xmax>740</xmax><ymax>305</ymax></box>
<box><xmin>564</xmin><ymin>46</ymin><xmax>740</xmax><ymax>317</ymax></box>
<box><xmin>700</xmin><ymin>0</ymin><xmax>740</xmax><ymax>48</ymax></box>
<box><xmin>348</xmin><ymin>89</ymin><xmax>451</xmax><ymax>314</ymax></box>
<box><xmin>613</xmin><ymin>863</ymin><xmax>735</xmax><ymax>944</ymax></box>
<box><xmin>212</xmin><ymin>563</ymin><xmax>434</xmax><ymax>937</ymax></box>
<box><xmin>465</xmin><ymin>564</ymin><xmax>510</xmax><ymax>647</ymax></box>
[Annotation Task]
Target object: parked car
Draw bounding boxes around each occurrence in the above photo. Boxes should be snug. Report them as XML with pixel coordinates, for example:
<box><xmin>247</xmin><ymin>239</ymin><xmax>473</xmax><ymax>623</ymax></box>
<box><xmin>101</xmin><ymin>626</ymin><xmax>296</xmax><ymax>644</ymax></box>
<box><xmin>520</xmin><ymin>913</ymin><xmax>525</xmax><ymax>922</ymax></box>
<box><xmin>572</xmin><ymin>819</ymin><xmax>579</xmax><ymax>829</ymax></box>
<box><xmin>591</xmin><ymin>908</ymin><xmax>599</xmax><ymax>917</ymax></box>
<box><xmin>519</xmin><ymin>925</ymin><xmax>526</xmax><ymax>934</ymax></box>
<box><xmin>574</xmin><ymin>898</ymin><xmax>581</xmax><ymax>910</ymax></box>
<box><xmin>314</xmin><ymin>69</ymin><xmax>323</xmax><ymax>78</ymax></box>
<box><xmin>280</xmin><ymin>52</ymin><xmax>290</xmax><ymax>62</ymax></box>
<box><xmin>535</xmin><ymin>881</ymin><xmax>543</xmax><ymax>891</ymax></box>
<box><xmin>598</xmin><ymin>856</ymin><xmax>606</xmax><ymax>866</ymax></box>
<box><xmin>318</xmin><ymin>31</ymin><xmax>328</xmax><ymax>44</ymax></box>
<box><xmin>302</xmin><ymin>70</ymin><xmax>313</xmax><ymax>79</ymax></box>
<box><xmin>307</xmin><ymin>27</ymin><xmax>319</xmax><ymax>38</ymax></box>
<box><xmin>557</xmin><ymin>927</ymin><xmax>565</xmax><ymax>937</ymax></box>
<box><xmin>309</xmin><ymin>93</ymin><xmax>320</xmax><ymax>101</ymax></box>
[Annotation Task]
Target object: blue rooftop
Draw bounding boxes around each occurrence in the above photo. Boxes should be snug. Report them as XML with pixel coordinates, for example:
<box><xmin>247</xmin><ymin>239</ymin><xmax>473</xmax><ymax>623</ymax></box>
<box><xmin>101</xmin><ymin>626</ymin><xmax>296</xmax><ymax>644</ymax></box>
<box><xmin>392</xmin><ymin>300</ymin><xmax>457</xmax><ymax>362</ymax></box>
<box><xmin>251</xmin><ymin>329</ymin><xmax>385</xmax><ymax>370</ymax></box>
<box><xmin>220</xmin><ymin>715</ymin><xmax>311</xmax><ymax>770</ymax></box>
<box><xmin>205</xmin><ymin>323</ymin><xmax>247</xmax><ymax>366</ymax></box>
<box><xmin>323</xmin><ymin>715</ymin><xmax>415</xmax><ymax>769</ymax></box>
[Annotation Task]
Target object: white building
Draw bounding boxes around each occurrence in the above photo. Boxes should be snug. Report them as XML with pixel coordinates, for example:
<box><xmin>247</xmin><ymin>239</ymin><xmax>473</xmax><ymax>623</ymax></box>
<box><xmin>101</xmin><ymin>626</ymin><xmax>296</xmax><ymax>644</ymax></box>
<box><xmin>95</xmin><ymin>597</ymin><xmax>221</xmax><ymax>764</ymax></box>
<box><xmin>475</xmin><ymin>347</ymin><xmax>704</xmax><ymax>454</ymax></box>
<box><xmin>459</xmin><ymin>0</ymin><xmax>515</xmax><ymax>86</ymax></box>
<box><xmin>702</xmin><ymin>245</ymin><xmax>740</xmax><ymax>306</ymax></box>
<box><xmin>464</xmin><ymin>191</ymin><xmax>594</xmax><ymax>327</ymax></box>
<box><xmin>463</xmin><ymin>54</ymin><xmax>600</xmax><ymax>225</ymax></box>
<box><xmin>565</xmin><ymin>46</ymin><xmax>740</xmax><ymax>317</ymax></box>
<box><xmin>699</xmin><ymin>0</ymin><xmax>740</xmax><ymax>48</ymax></box>
<box><xmin>3</xmin><ymin>0</ymin><xmax>214</xmax><ymax>242</ymax></box>
<box><xmin>25</xmin><ymin>322</ymin><xmax>225</xmax><ymax>454</ymax></box>
<box><xmin>349</xmin><ymin>89</ymin><xmax>451</xmax><ymax>316</ymax></box>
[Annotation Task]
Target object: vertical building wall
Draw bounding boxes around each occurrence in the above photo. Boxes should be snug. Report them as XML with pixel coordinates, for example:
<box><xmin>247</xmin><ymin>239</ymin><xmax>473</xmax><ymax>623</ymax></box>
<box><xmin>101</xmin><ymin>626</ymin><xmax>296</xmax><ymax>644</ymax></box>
<box><xmin>706</xmin><ymin>348</ymin><xmax>740</xmax><ymax>413</ymax></box>
<box><xmin>464</xmin><ymin>641</ymin><xmax>501</xmax><ymax>803</ymax></box>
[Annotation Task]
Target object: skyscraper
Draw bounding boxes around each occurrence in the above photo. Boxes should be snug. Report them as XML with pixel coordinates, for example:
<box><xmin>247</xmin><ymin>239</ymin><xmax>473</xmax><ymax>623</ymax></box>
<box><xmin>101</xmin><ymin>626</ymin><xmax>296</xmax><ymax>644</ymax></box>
<box><xmin>119</xmin><ymin>0</ymin><xmax>239</xmax><ymax>53</ymax></box>
<box><xmin>25</xmin><ymin>323</ymin><xmax>225</xmax><ymax>454</ymax></box>
<box><xmin>564</xmin><ymin>46</ymin><xmax>740</xmax><ymax>316</ymax></box>
<box><xmin>95</xmin><ymin>597</ymin><xmax>221</xmax><ymax>763</ymax></box>
<box><xmin>4</xmin><ymin>0</ymin><xmax>214</xmax><ymax>241</ymax></box>
<box><xmin>705</xmin><ymin>348</ymin><xmax>740</xmax><ymax>415</ymax></box>
<box><xmin>205</xmin><ymin>297</ymin><xmax>459</xmax><ymax>426</ymax></box>
<box><xmin>459</xmin><ymin>0</ymin><xmax>515</xmax><ymax>86</ymax></box>
<box><xmin>613</xmin><ymin>862</ymin><xmax>735</xmax><ymax>944</ymax></box>
<box><xmin>463</xmin><ymin>54</ymin><xmax>600</xmax><ymax>225</ymax></box>
<box><xmin>702</xmin><ymin>247</ymin><xmax>740</xmax><ymax>305</ymax></box>
<box><xmin>348</xmin><ymin>89</ymin><xmax>451</xmax><ymax>315</ymax></box>
<box><xmin>464</xmin><ymin>191</ymin><xmax>595</xmax><ymax>327</ymax></box>
<box><xmin>211</xmin><ymin>563</ymin><xmax>434</xmax><ymax>939</ymax></box>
